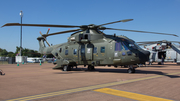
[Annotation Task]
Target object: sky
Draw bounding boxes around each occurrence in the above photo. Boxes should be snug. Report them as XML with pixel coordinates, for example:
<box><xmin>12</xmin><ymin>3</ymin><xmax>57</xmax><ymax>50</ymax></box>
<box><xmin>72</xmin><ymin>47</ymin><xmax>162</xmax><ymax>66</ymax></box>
<box><xmin>0</xmin><ymin>0</ymin><xmax>180</xmax><ymax>52</ymax></box>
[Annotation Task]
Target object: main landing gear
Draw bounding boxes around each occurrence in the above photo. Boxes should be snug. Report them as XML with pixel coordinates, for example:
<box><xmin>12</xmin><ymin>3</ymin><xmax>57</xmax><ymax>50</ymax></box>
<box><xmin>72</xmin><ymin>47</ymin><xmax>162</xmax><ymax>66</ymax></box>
<box><xmin>62</xmin><ymin>65</ymin><xmax>72</xmax><ymax>71</ymax></box>
<box><xmin>127</xmin><ymin>65</ymin><xmax>136</xmax><ymax>73</ymax></box>
<box><xmin>88</xmin><ymin>65</ymin><xmax>95</xmax><ymax>71</ymax></box>
<box><xmin>62</xmin><ymin>65</ymin><xmax>95</xmax><ymax>71</ymax></box>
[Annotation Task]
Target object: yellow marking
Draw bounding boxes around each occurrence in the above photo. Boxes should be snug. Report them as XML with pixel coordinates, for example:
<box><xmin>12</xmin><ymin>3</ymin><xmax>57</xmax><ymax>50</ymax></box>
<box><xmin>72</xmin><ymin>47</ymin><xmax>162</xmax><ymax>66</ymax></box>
<box><xmin>6</xmin><ymin>72</ymin><xmax>180</xmax><ymax>101</ymax></box>
<box><xmin>94</xmin><ymin>88</ymin><xmax>173</xmax><ymax>101</ymax></box>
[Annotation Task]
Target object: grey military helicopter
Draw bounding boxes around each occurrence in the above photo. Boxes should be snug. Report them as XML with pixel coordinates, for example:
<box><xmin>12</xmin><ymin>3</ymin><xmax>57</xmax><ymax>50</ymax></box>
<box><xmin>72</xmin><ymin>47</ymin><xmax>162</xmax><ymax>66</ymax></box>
<box><xmin>137</xmin><ymin>40</ymin><xmax>180</xmax><ymax>65</ymax></box>
<box><xmin>2</xmin><ymin>19</ymin><xmax>178</xmax><ymax>73</ymax></box>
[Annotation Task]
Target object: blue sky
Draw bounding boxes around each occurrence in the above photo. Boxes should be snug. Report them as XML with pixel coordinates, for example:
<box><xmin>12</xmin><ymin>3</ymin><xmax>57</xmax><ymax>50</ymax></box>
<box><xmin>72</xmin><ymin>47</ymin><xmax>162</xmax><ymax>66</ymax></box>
<box><xmin>0</xmin><ymin>0</ymin><xmax>180</xmax><ymax>52</ymax></box>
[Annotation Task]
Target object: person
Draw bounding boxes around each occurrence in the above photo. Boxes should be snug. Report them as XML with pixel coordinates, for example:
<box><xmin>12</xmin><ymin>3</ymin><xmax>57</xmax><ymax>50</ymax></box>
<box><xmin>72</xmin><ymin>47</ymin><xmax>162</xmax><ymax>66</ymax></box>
<box><xmin>161</xmin><ymin>55</ymin><xmax>164</xmax><ymax>65</ymax></box>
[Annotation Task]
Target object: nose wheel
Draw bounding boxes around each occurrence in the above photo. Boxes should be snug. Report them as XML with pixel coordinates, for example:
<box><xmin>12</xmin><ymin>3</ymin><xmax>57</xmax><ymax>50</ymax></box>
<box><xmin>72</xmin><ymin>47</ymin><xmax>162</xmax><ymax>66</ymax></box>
<box><xmin>127</xmin><ymin>65</ymin><xmax>135</xmax><ymax>73</ymax></box>
<box><xmin>88</xmin><ymin>65</ymin><xmax>95</xmax><ymax>71</ymax></box>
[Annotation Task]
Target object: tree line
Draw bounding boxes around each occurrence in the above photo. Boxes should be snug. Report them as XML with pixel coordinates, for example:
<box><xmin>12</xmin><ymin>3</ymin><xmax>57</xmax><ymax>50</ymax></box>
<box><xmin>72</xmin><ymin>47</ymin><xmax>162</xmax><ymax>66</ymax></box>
<box><xmin>0</xmin><ymin>47</ymin><xmax>53</xmax><ymax>58</ymax></box>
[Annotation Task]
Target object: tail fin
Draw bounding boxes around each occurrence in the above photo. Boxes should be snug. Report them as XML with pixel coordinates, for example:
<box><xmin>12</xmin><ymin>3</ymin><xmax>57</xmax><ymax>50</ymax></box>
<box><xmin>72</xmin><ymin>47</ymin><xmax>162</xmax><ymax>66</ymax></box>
<box><xmin>37</xmin><ymin>29</ymin><xmax>53</xmax><ymax>54</ymax></box>
<box><xmin>37</xmin><ymin>37</ymin><xmax>46</xmax><ymax>54</ymax></box>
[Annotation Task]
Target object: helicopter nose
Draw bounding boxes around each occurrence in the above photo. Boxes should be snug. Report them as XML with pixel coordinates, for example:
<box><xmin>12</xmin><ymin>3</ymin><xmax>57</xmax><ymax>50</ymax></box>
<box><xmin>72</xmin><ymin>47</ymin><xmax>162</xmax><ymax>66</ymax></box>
<box><xmin>139</xmin><ymin>50</ymin><xmax>150</xmax><ymax>63</ymax></box>
<box><xmin>143</xmin><ymin>50</ymin><xmax>150</xmax><ymax>58</ymax></box>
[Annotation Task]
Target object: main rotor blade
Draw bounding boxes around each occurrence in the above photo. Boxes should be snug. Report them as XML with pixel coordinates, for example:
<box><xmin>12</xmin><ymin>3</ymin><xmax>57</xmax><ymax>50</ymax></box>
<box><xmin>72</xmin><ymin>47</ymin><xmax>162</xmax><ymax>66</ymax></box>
<box><xmin>137</xmin><ymin>40</ymin><xmax>180</xmax><ymax>44</ymax></box>
<box><xmin>137</xmin><ymin>41</ymin><xmax>163</xmax><ymax>43</ymax></box>
<box><xmin>98</xmin><ymin>19</ymin><xmax>133</xmax><ymax>26</ymax></box>
<box><xmin>137</xmin><ymin>41</ymin><xmax>161</xmax><ymax>45</ymax></box>
<box><xmin>106</xmin><ymin>28</ymin><xmax>178</xmax><ymax>37</ymax></box>
<box><xmin>1</xmin><ymin>23</ymin><xmax>80</xmax><ymax>28</ymax></box>
<box><xmin>42</xmin><ymin>29</ymin><xmax>81</xmax><ymax>37</ymax></box>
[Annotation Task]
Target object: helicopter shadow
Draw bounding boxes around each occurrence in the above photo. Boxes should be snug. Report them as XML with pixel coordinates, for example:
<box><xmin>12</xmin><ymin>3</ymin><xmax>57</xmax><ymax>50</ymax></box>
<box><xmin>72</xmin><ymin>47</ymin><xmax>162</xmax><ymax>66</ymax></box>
<box><xmin>54</xmin><ymin>67</ymin><xmax>180</xmax><ymax>78</ymax></box>
<box><xmin>141</xmin><ymin>64</ymin><xmax>179</xmax><ymax>68</ymax></box>
<box><xmin>135</xmin><ymin>69</ymin><xmax>180</xmax><ymax>78</ymax></box>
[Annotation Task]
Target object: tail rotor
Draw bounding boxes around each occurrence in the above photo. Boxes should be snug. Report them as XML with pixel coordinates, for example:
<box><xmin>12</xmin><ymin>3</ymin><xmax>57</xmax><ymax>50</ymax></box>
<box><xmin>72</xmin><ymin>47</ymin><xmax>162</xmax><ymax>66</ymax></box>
<box><xmin>39</xmin><ymin>28</ymin><xmax>51</xmax><ymax>47</ymax></box>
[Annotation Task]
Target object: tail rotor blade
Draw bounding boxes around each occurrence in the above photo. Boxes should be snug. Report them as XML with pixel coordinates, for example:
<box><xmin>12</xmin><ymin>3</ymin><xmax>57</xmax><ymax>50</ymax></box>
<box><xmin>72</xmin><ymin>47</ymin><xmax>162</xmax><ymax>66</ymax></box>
<box><xmin>39</xmin><ymin>31</ymin><xmax>43</xmax><ymax>36</ymax></box>
<box><xmin>42</xmin><ymin>29</ymin><xmax>81</xmax><ymax>37</ymax></box>
<box><xmin>39</xmin><ymin>31</ymin><xmax>51</xmax><ymax>47</ymax></box>
<box><xmin>46</xmin><ymin>28</ymin><xmax>50</xmax><ymax>34</ymax></box>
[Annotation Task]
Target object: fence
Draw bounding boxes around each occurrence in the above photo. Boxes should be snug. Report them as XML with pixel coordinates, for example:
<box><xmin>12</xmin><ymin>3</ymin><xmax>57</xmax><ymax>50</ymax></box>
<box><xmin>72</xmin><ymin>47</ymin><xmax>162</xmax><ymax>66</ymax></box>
<box><xmin>0</xmin><ymin>57</ymin><xmax>15</xmax><ymax>64</ymax></box>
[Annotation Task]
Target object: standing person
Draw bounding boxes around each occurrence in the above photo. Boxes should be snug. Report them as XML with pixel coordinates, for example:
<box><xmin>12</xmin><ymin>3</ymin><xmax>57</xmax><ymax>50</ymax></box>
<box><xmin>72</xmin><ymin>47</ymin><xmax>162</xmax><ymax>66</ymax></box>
<box><xmin>161</xmin><ymin>55</ymin><xmax>164</xmax><ymax>65</ymax></box>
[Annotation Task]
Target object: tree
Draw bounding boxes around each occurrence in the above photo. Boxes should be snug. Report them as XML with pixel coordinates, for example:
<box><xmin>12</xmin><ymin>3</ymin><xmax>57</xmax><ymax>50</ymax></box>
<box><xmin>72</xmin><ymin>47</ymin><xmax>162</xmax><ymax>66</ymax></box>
<box><xmin>0</xmin><ymin>47</ymin><xmax>42</xmax><ymax>57</ymax></box>
<box><xmin>15</xmin><ymin>46</ymin><xmax>41</xmax><ymax>57</ymax></box>
<box><xmin>7</xmin><ymin>52</ymin><xmax>15</xmax><ymax>57</ymax></box>
<box><xmin>0</xmin><ymin>49</ymin><xmax>8</xmax><ymax>57</ymax></box>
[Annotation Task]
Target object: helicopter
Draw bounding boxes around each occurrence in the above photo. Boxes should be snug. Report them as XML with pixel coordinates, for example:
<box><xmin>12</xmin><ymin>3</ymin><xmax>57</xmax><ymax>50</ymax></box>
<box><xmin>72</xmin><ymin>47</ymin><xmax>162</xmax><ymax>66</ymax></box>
<box><xmin>137</xmin><ymin>40</ymin><xmax>180</xmax><ymax>65</ymax></box>
<box><xmin>2</xmin><ymin>19</ymin><xmax>178</xmax><ymax>73</ymax></box>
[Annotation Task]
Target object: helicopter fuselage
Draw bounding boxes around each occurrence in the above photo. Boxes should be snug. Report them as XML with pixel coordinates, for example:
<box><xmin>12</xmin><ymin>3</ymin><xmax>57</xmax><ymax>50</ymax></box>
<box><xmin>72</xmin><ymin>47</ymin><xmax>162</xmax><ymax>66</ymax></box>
<box><xmin>37</xmin><ymin>29</ymin><xmax>150</xmax><ymax>70</ymax></box>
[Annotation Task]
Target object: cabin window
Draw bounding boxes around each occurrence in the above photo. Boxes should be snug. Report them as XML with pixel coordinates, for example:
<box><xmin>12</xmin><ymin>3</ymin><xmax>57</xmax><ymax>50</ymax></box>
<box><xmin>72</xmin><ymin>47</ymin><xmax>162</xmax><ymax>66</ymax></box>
<box><xmin>93</xmin><ymin>47</ymin><xmax>97</xmax><ymax>53</ymax></box>
<box><xmin>65</xmin><ymin>50</ymin><xmax>68</xmax><ymax>55</ymax></box>
<box><xmin>101</xmin><ymin>47</ymin><xmax>105</xmax><ymax>53</ymax></box>
<box><xmin>84</xmin><ymin>34</ymin><xmax>88</xmax><ymax>39</ymax></box>
<box><xmin>81</xmin><ymin>47</ymin><xmax>85</xmax><ymax>54</ymax></box>
<box><xmin>115</xmin><ymin>42</ymin><xmax>123</xmax><ymax>51</ymax></box>
<box><xmin>73</xmin><ymin>49</ymin><xmax>77</xmax><ymax>55</ymax></box>
<box><xmin>59</xmin><ymin>48</ymin><xmax>62</xmax><ymax>53</ymax></box>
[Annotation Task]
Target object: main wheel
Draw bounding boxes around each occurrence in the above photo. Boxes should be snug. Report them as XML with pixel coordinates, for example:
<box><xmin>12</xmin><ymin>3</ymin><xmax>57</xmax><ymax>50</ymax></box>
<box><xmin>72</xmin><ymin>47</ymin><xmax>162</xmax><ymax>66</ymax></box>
<box><xmin>158</xmin><ymin>62</ymin><xmax>162</xmax><ymax>65</ymax></box>
<box><xmin>67</xmin><ymin>65</ymin><xmax>72</xmax><ymax>71</ymax></box>
<box><xmin>63</xmin><ymin>65</ymin><xmax>68</xmax><ymax>71</ymax></box>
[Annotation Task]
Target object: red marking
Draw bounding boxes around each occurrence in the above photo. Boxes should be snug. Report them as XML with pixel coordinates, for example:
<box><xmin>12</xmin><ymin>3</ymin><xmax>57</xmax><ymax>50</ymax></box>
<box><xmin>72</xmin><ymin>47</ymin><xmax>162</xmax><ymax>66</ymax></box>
<box><xmin>39</xmin><ymin>31</ymin><xmax>41</xmax><ymax>33</ymax></box>
<box><xmin>48</xmin><ymin>28</ymin><xmax>50</xmax><ymax>30</ymax></box>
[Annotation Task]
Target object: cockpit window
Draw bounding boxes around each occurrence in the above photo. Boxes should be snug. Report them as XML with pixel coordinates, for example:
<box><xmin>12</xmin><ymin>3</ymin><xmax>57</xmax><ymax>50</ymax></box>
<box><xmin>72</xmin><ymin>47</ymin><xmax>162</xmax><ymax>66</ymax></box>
<box><xmin>122</xmin><ymin>42</ymin><xmax>129</xmax><ymax>50</ymax></box>
<box><xmin>115</xmin><ymin>39</ymin><xmax>140</xmax><ymax>51</ymax></box>
<box><xmin>115</xmin><ymin>42</ymin><xmax>123</xmax><ymax>51</ymax></box>
<box><xmin>122</xmin><ymin>40</ymin><xmax>138</xmax><ymax>50</ymax></box>
<box><xmin>134</xmin><ymin>42</ymin><xmax>143</xmax><ymax>49</ymax></box>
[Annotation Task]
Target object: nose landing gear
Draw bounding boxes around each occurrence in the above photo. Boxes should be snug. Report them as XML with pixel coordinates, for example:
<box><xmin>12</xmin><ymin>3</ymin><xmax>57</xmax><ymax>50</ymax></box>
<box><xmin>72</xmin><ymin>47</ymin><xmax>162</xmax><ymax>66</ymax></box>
<box><xmin>127</xmin><ymin>65</ymin><xmax>136</xmax><ymax>73</ymax></box>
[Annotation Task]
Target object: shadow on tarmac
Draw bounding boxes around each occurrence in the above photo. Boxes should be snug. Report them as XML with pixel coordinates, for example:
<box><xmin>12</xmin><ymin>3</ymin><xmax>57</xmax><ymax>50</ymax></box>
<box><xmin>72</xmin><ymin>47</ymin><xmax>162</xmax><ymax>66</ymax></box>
<box><xmin>53</xmin><ymin>67</ymin><xmax>180</xmax><ymax>78</ymax></box>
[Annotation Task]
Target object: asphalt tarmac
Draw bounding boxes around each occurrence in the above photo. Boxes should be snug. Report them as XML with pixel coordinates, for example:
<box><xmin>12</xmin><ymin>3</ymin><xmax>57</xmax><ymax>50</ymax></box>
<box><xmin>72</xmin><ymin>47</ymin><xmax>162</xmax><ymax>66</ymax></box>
<box><xmin>0</xmin><ymin>63</ymin><xmax>180</xmax><ymax>101</ymax></box>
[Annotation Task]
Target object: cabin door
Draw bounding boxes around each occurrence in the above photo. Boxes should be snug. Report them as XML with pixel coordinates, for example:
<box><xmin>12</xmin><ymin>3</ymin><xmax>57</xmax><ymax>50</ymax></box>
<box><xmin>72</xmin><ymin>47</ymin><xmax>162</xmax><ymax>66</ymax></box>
<box><xmin>79</xmin><ymin>44</ymin><xmax>93</xmax><ymax>61</ymax></box>
<box><xmin>80</xmin><ymin>44</ymin><xmax>86</xmax><ymax>61</ymax></box>
<box><xmin>85</xmin><ymin>44</ymin><xmax>93</xmax><ymax>61</ymax></box>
